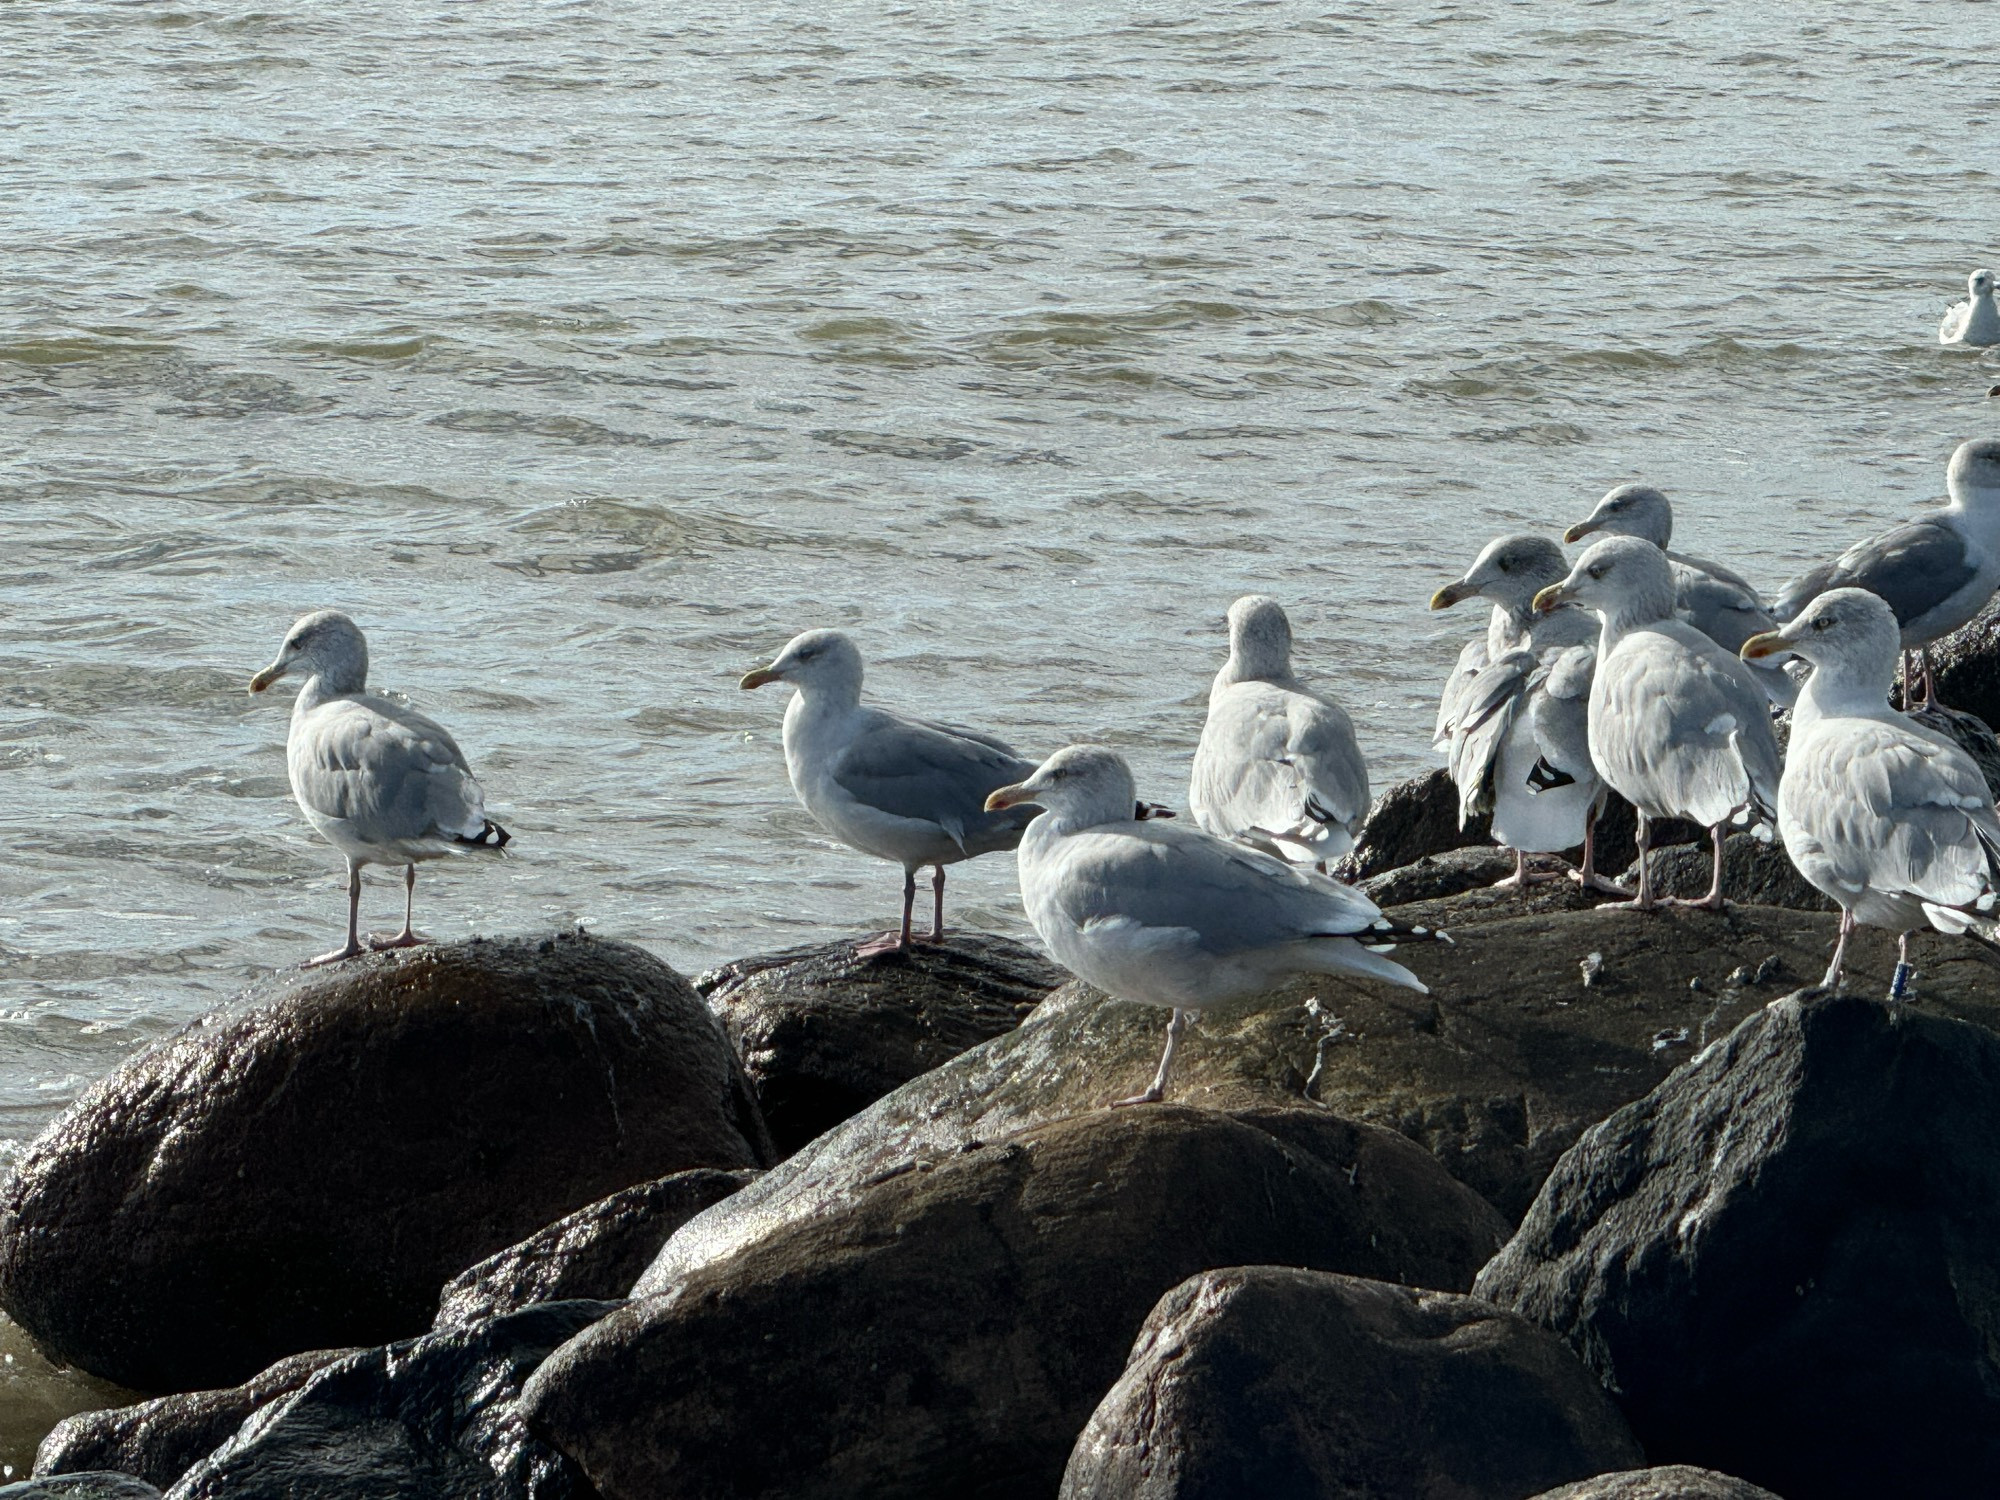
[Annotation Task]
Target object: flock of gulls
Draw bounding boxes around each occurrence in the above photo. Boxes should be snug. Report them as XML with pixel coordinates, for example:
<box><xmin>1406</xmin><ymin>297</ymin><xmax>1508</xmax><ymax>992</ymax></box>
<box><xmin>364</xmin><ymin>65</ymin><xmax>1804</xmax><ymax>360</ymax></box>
<box><xmin>249</xmin><ymin>270</ymin><xmax>2000</xmax><ymax>1103</ymax></box>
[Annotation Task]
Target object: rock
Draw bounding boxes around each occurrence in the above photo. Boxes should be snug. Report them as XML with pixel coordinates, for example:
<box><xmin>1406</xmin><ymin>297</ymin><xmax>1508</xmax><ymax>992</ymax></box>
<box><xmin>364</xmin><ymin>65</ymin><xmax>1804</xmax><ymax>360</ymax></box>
<box><xmin>1910</xmin><ymin>703</ymin><xmax>2000</xmax><ymax>795</ymax></box>
<box><xmin>1358</xmin><ymin>845</ymin><xmax>1520</xmax><ymax>905</ymax></box>
<box><xmin>522</xmin><ymin>1105</ymin><xmax>1508</xmax><ymax>1500</ymax></box>
<box><xmin>1059</xmin><ymin>1266</ymin><xmax>1641</xmax><ymax>1500</ymax></box>
<box><xmin>35</xmin><ymin>1350</ymin><xmax>357</xmax><ymax>1494</ymax></box>
<box><xmin>1477</xmin><ymin>991</ymin><xmax>2000</xmax><ymax>1500</ymax></box>
<box><xmin>1619</xmin><ymin>831</ymin><xmax>1833</xmax><ymax>912</ymax></box>
<box><xmin>1923</xmin><ymin>596</ymin><xmax>2000</xmax><ymax>729</ymax></box>
<box><xmin>0</xmin><ymin>932</ymin><xmax>774</xmax><ymax>1392</ymax></box>
<box><xmin>0</xmin><ymin>1477</ymin><xmax>163</xmax><ymax>1499</ymax></box>
<box><xmin>1527</xmin><ymin>1468</ymin><xmax>1783</xmax><ymax>1500</ymax></box>
<box><xmin>171</xmin><ymin>1300</ymin><xmax>616</xmax><ymax>1500</ymax></box>
<box><xmin>696</xmin><ymin>932</ymin><xmax>1063</xmax><ymax>1155</ymax></box>
<box><xmin>434</xmin><ymin>1168</ymin><xmax>757</xmax><ymax>1330</ymax></box>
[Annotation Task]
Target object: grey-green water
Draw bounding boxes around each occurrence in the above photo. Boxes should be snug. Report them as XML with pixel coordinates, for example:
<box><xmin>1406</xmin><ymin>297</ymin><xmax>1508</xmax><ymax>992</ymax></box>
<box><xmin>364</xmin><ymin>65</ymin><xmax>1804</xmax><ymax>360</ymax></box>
<box><xmin>2</xmin><ymin>1</ymin><xmax>1995</xmax><ymax>1201</ymax></box>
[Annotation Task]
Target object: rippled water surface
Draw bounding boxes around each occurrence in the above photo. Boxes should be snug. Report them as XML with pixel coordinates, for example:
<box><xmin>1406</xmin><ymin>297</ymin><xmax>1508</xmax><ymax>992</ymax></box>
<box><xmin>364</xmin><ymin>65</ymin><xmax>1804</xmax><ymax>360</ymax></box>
<box><xmin>2</xmin><ymin>2</ymin><xmax>1996</xmax><ymax>1171</ymax></box>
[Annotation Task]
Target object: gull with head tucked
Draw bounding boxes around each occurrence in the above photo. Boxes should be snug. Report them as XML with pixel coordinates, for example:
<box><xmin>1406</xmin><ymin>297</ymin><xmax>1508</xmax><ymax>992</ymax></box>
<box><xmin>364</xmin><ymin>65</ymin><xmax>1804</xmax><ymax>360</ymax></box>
<box><xmin>741</xmin><ymin>629</ymin><xmax>1040</xmax><ymax>958</ymax></box>
<box><xmin>1534</xmin><ymin>537</ymin><xmax>1781</xmax><ymax>912</ymax></box>
<box><xmin>1772</xmin><ymin>439</ymin><xmax>2000</xmax><ymax>712</ymax></box>
<box><xmin>1431</xmin><ymin>534</ymin><xmax>1620</xmax><ymax>892</ymax></box>
<box><xmin>1939</xmin><ymin>269</ymin><xmax>2000</xmax><ymax>348</ymax></box>
<box><xmin>988</xmin><ymin>745</ymin><xmax>1430</xmax><ymax>1107</ymax></box>
<box><xmin>1188</xmin><ymin>595</ymin><xmax>1368</xmax><ymax>869</ymax></box>
<box><xmin>249</xmin><ymin>610</ymin><xmax>511</xmax><ymax>967</ymax></box>
<box><xmin>1743</xmin><ymin>588</ymin><xmax>2000</xmax><ymax>999</ymax></box>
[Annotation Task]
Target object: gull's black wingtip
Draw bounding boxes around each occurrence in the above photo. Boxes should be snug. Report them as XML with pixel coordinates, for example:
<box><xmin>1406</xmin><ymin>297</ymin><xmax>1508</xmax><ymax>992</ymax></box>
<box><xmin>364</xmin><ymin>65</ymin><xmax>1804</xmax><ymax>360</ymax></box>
<box><xmin>458</xmin><ymin>819</ymin><xmax>512</xmax><ymax>850</ymax></box>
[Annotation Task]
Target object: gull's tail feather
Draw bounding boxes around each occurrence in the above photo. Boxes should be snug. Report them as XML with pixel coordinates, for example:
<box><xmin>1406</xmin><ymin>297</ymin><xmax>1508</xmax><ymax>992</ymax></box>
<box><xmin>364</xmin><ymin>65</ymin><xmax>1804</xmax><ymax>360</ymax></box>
<box><xmin>456</xmin><ymin>819</ymin><xmax>512</xmax><ymax>850</ymax></box>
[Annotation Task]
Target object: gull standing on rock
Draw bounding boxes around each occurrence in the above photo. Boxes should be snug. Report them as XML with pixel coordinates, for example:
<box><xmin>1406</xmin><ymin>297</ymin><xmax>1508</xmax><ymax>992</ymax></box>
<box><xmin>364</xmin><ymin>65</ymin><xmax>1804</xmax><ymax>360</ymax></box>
<box><xmin>1564</xmin><ymin>482</ymin><xmax>1795</xmax><ymax>706</ymax></box>
<box><xmin>1743</xmin><ymin>588</ymin><xmax>2000</xmax><ymax>999</ymax></box>
<box><xmin>1430</xmin><ymin>534</ymin><xmax>1621</xmax><ymax>891</ymax></box>
<box><xmin>741</xmin><ymin>629</ymin><xmax>1039</xmax><ymax>957</ymax></box>
<box><xmin>1939</xmin><ymin>269</ymin><xmax>2000</xmax><ymax>348</ymax></box>
<box><xmin>1772</xmin><ymin>439</ymin><xmax>2000</xmax><ymax>711</ymax></box>
<box><xmin>988</xmin><ymin>745</ymin><xmax>1430</xmax><ymax>1106</ymax></box>
<box><xmin>1188</xmin><ymin>596</ymin><xmax>1368</xmax><ymax>868</ymax></box>
<box><xmin>1535</xmin><ymin>537</ymin><xmax>1781</xmax><ymax>912</ymax></box>
<box><xmin>249</xmin><ymin>611</ymin><xmax>511</xmax><ymax>967</ymax></box>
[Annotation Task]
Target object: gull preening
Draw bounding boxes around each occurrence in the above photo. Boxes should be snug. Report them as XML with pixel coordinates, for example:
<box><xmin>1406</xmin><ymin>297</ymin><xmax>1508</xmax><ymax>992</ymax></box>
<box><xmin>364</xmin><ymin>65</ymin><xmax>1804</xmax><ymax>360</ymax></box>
<box><xmin>1564</xmin><ymin>482</ymin><xmax>1795</xmax><ymax>706</ymax></box>
<box><xmin>1430</xmin><ymin>534</ymin><xmax>1617</xmax><ymax>891</ymax></box>
<box><xmin>1772</xmin><ymin>439</ymin><xmax>2000</xmax><ymax>710</ymax></box>
<box><xmin>741</xmin><ymin>629</ymin><xmax>1039</xmax><ymax>957</ymax></box>
<box><xmin>1188</xmin><ymin>595</ymin><xmax>1368</xmax><ymax>867</ymax></box>
<box><xmin>249</xmin><ymin>611</ymin><xmax>511</xmax><ymax>966</ymax></box>
<box><xmin>1535</xmin><ymin>537</ymin><xmax>1781</xmax><ymax>911</ymax></box>
<box><xmin>987</xmin><ymin>745</ymin><xmax>1428</xmax><ymax>1107</ymax></box>
<box><xmin>1939</xmin><ymin>268</ymin><xmax>2000</xmax><ymax>348</ymax></box>
<box><xmin>1743</xmin><ymin>588</ymin><xmax>2000</xmax><ymax>998</ymax></box>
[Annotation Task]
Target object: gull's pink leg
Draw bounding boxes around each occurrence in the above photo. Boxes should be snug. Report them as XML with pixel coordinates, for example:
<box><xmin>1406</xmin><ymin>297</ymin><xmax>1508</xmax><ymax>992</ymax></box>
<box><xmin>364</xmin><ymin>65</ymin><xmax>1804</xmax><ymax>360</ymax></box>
<box><xmin>305</xmin><ymin>860</ymin><xmax>368</xmax><ymax>967</ymax></box>
<box><xmin>1822</xmin><ymin>908</ymin><xmax>1854</xmax><ymax>991</ymax></box>
<box><xmin>855</xmin><ymin>870</ymin><xmax>918</xmax><ymax>958</ymax></box>
<box><xmin>1603</xmin><ymin>813</ymin><xmax>1659</xmax><ymax>911</ymax></box>
<box><xmin>1112</xmin><ymin>1008</ymin><xmax>1187</xmax><ymax>1107</ymax></box>
<box><xmin>929</xmin><ymin>864</ymin><xmax>947</xmax><ymax>941</ymax></box>
<box><xmin>369</xmin><ymin>863</ymin><xmax>427</xmax><ymax>950</ymax></box>
<box><xmin>1494</xmin><ymin>847</ymin><xmax>1562</xmax><ymax>890</ymax></box>
<box><xmin>1667</xmin><ymin>823</ymin><xmax>1729</xmax><ymax>911</ymax></box>
<box><xmin>1569</xmin><ymin>807</ymin><xmax>1635</xmax><ymax>896</ymax></box>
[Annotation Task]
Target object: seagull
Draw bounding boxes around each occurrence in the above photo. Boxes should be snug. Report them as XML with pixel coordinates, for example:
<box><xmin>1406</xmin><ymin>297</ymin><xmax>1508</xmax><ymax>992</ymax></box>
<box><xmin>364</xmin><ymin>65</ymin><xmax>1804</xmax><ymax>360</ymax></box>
<box><xmin>1430</xmin><ymin>534</ymin><xmax>1623</xmax><ymax>891</ymax></box>
<box><xmin>1939</xmin><ymin>269</ymin><xmax>2000</xmax><ymax>348</ymax></box>
<box><xmin>1563</xmin><ymin>482</ymin><xmax>1795</xmax><ymax>706</ymax></box>
<box><xmin>1771</xmin><ymin>439</ymin><xmax>2000</xmax><ymax>710</ymax></box>
<box><xmin>741</xmin><ymin>629</ymin><xmax>1040</xmax><ymax>957</ymax></box>
<box><xmin>1534</xmin><ymin>537</ymin><xmax>1781</xmax><ymax>912</ymax></box>
<box><xmin>249</xmin><ymin>611</ymin><xmax>511</xmax><ymax>966</ymax></box>
<box><xmin>1743</xmin><ymin>588</ymin><xmax>2000</xmax><ymax>999</ymax></box>
<box><xmin>1188</xmin><ymin>596</ymin><xmax>1368</xmax><ymax>868</ymax></box>
<box><xmin>987</xmin><ymin>745</ymin><xmax>1430</xmax><ymax>1106</ymax></box>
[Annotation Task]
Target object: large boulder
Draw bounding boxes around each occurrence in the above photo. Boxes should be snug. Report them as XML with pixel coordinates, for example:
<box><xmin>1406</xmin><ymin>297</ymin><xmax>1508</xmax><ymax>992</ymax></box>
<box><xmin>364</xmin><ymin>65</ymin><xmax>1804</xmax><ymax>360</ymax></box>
<box><xmin>522</xmin><ymin>1105</ymin><xmax>1508</xmax><ymax>1500</ymax></box>
<box><xmin>1527</xmin><ymin>1469</ymin><xmax>1783</xmax><ymax>1500</ymax></box>
<box><xmin>35</xmin><ymin>1350</ymin><xmax>357</xmax><ymax>1494</ymax></box>
<box><xmin>170</xmin><ymin>1300</ymin><xmax>615</xmax><ymax>1499</ymax></box>
<box><xmin>0</xmin><ymin>932</ymin><xmax>774</xmax><ymax>1392</ymax></box>
<box><xmin>434</xmin><ymin>1167</ymin><xmax>757</xmax><ymax>1330</ymax></box>
<box><xmin>696</xmin><ymin>932</ymin><xmax>1062</xmax><ymax>1155</ymax></box>
<box><xmin>1059</xmin><ymin>1266</ymin><xmax>1641</xmax><ymax>1500</ymax></box>
<box><xmin>1924</xmin><ymin>596</ymin><xmax>2000</xmax><ymax>730</ymax></box>
<box><xmin>1478</xmin><ymin>991</ymin><xmax>2000</xmax><ymax>1500</ymax></box>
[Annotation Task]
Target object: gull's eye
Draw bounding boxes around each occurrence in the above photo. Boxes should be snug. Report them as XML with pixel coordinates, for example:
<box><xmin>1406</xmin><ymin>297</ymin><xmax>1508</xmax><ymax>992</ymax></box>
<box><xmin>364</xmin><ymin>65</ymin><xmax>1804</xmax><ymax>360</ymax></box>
<box><xmin>1587</xmin><ymin>564</ymin><xmax>1607</xmax><ymax>580</ymax></box>
<box><xmin>1497</xmin><ymin>557</ymin><xmax>1512</xmax><ymax>572</ymax></box>
<box><xmin>1812</xmin><ymin>615</ymin><xmax>1834</xmax><ymax>631</ymax></box>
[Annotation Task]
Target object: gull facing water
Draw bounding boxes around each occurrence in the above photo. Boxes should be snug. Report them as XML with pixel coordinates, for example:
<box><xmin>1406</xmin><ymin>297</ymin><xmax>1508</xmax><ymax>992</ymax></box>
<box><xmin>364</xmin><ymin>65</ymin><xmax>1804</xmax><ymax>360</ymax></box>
<box><xmin>249</xmin><ymin>611</ymin><xmax>511</xmax><ymax>966</ymax></box>
<box><xmin>1772</xmin><ymin>440</ymin><xmax>2000</xmax><ymax>710</ymax></box>
<box><xmin>1535</xmin><ymin>537</ymin><xmax>1781</xmax><ymax>911</ymax></box>
<box><xmin>1188</xmin><ymin>596</ymin><xmax>1368</xmax><ymax>867</ymax></box>
<box><xmin>988</xmin><ymin>745</ymin><xmax>1427</xmax><ymax>1107</ymax></box>
<box><xmin>1430</xmin><ymin>534</ymin><xmax>1617</xmax><ymax>891</ymax></box>
<box><xmin>741</xmin><ymin>629</ymin><xmax>1038</xmax><ymax>957</ymax></box>
<box><xmin>1939</xmin><ymin>269</ymin><xmax>2000</xmax><ymax>348</ymax></box>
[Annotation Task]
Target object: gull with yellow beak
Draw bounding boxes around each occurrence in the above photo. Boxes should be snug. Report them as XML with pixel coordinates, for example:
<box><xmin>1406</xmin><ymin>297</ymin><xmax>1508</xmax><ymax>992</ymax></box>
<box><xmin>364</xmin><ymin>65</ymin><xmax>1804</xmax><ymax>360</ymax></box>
<box><xmin>987</xmin><ymin>745</ymin><xmax>1431</xmax><ymax>1107</ymax></box>
<box><xmin>740</xmin><ymin>628</ymin><xmax>1040</xmax><ymax>957</ymax></box>
<box><xmin>1534</xmin><ymin>536</ymin><xmax>1780</xmax><ymax>911</ymax></box>
<box><xmin>249</xmin><ymin>610</ymin><xmax>510</xmax><ymax>966</ymax></box>
<box><xmin>1743</xmin><ymin>588</ymin><xmax>2000</xmax><ymax>999</ymax></box>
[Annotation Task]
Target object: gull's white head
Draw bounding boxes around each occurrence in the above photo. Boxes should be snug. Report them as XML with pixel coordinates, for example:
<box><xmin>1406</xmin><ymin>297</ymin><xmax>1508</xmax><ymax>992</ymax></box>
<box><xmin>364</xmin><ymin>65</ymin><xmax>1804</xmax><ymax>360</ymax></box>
<box><xmin>1969</xmin><ymin>269</ymin><xmax>1996</xmax><ymax>301</ymax></box>
<box><xmin>1742</xmin><ymin>587</ymin><xmax>1898</xmax><ymax>695</ymax></box>
<box><xmin>1563</xmin><ymin>483</ymin><xmax>1673</xmax><ymax>551</ymax></box>
<box><xmin>1946</xmin><ymin>437</ymin><xmax>2000</xmax><ymax>511</ymax></box>
<box><xmin>1533</xmin><ymin>535</ymin><xmax>1678</xmax><ymax>629</ymax></box>
<box><xmin>985</xmin><ymin>744</ymin><xmax>1136</xmax><ymax>830</ymax></box>
<box><xmin>1430</xmin><ymin>533</ymin><xmax>1570</xmax><ymax>616</ymax></box>
<box><xmin>1224</xmin><ymin>595</ymin><xmax>1294</xmax><ymax>680</ymax></box>
<box><xmin>249</xmin><ymin>610</ymin><xmax>368</xmax><ymax>696</ymax></box>
<box><xmin>740</xmin><ymin>628</ymin><xmax>865</xmax><ymax>701</ymax></box>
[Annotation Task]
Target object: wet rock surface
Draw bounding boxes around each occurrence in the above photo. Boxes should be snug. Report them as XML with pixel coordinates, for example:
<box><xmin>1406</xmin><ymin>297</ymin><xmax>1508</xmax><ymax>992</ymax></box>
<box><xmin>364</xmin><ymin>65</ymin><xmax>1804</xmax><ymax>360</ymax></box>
<box><xmin>170</xmin><ymin>1299</ymin><xmax>615</xmax><ymax>1500</ymax></box>
<box><xmin>0</xmin><ymin>932</ymin><xmax>773</xmax><ymax>1392</ymax></box>
<box><xmin>1059</xmin><ymin>1266</ymin><xmax>1641</xmax><ymax>1500</ymax></box>
<box><xmin>1479</xmin><ymin>991</ymin><xmax>2000</xmax><ymax>1500</ymax></box>
<box><xmin>1924</xmin><ymin>596</ymin><xmax>2000</xmax><ymax>731</ymax></box>
<box><xmin>1619</xmin><ymin>831</ymin><xmax>1833</xmax><ymax>911</ymax></box>
<box><xmin>0</xmin><ymin>1476</ymin><xmax>164</xmax><ymax>1499</ymax></box>
<box><xmin>696</xmin><ymin>932</ymin><xmax>1062</xmax><ymax>1155</ymax></box>
<box><xmin>1527</xmin><ymin>1468</ymin><xmax>1784</xmax><ymax>1500</ymax></box>
<box><xmin>35</xmin><ymin>1350</ymin><xmax>358</xmax><ymax>1494</ymax></box>
<box><xmin>434</xmin><ymin>1168</ymin><xmax>756</xmax><ymax>1331</ymax></box>
<box><xmin>523</xmin><ymin>1105</ymin><xmax>1507</xmax><ymax>1500</ymax></box>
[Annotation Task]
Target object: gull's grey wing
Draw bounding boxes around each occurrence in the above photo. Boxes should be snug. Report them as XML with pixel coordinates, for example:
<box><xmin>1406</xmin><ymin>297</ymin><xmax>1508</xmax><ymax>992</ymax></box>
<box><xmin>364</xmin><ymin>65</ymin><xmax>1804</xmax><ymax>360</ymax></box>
<box><xmin>291</xmin><ymin>695</ymin><xmax>490</xmax><ymax>846</ymax></box>
<box><xmin>1672</xmin><ymin>563</ymin><xmax>1775</xmax><ymax>656</ymax></box>
<box><xmin>1772</xmin><ymin>560</ymin><xmax>1842</xmax><ymax>625</ymax></box>
<box><xmin>1193</xmin><ymin>682</ymin><xmax>1368</xmax><ymax>852</ymax></box>
<box><xmin>1434</xmin><ymin>637</ymin><xmax>1490</xmax><ymax>746</ymax></box>
<box><xmin>1528</xmin><ymin>644</ymin><xmax>1596</xmax><ymax>782</ymax></box>
<box><xmin>1446</xmin><ymin>649</ymin><xmax>1534</xmax><ymax>825</ymax></box>
<box><xmin>830</xmin><ymin>710</ymin><xmax>1036</xmax><ymax>846</ymax></box>
<box><xmin>1827</xmin><ymin>520</ymin><xmax>1977</xmax><ymax>630</ymax></box>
